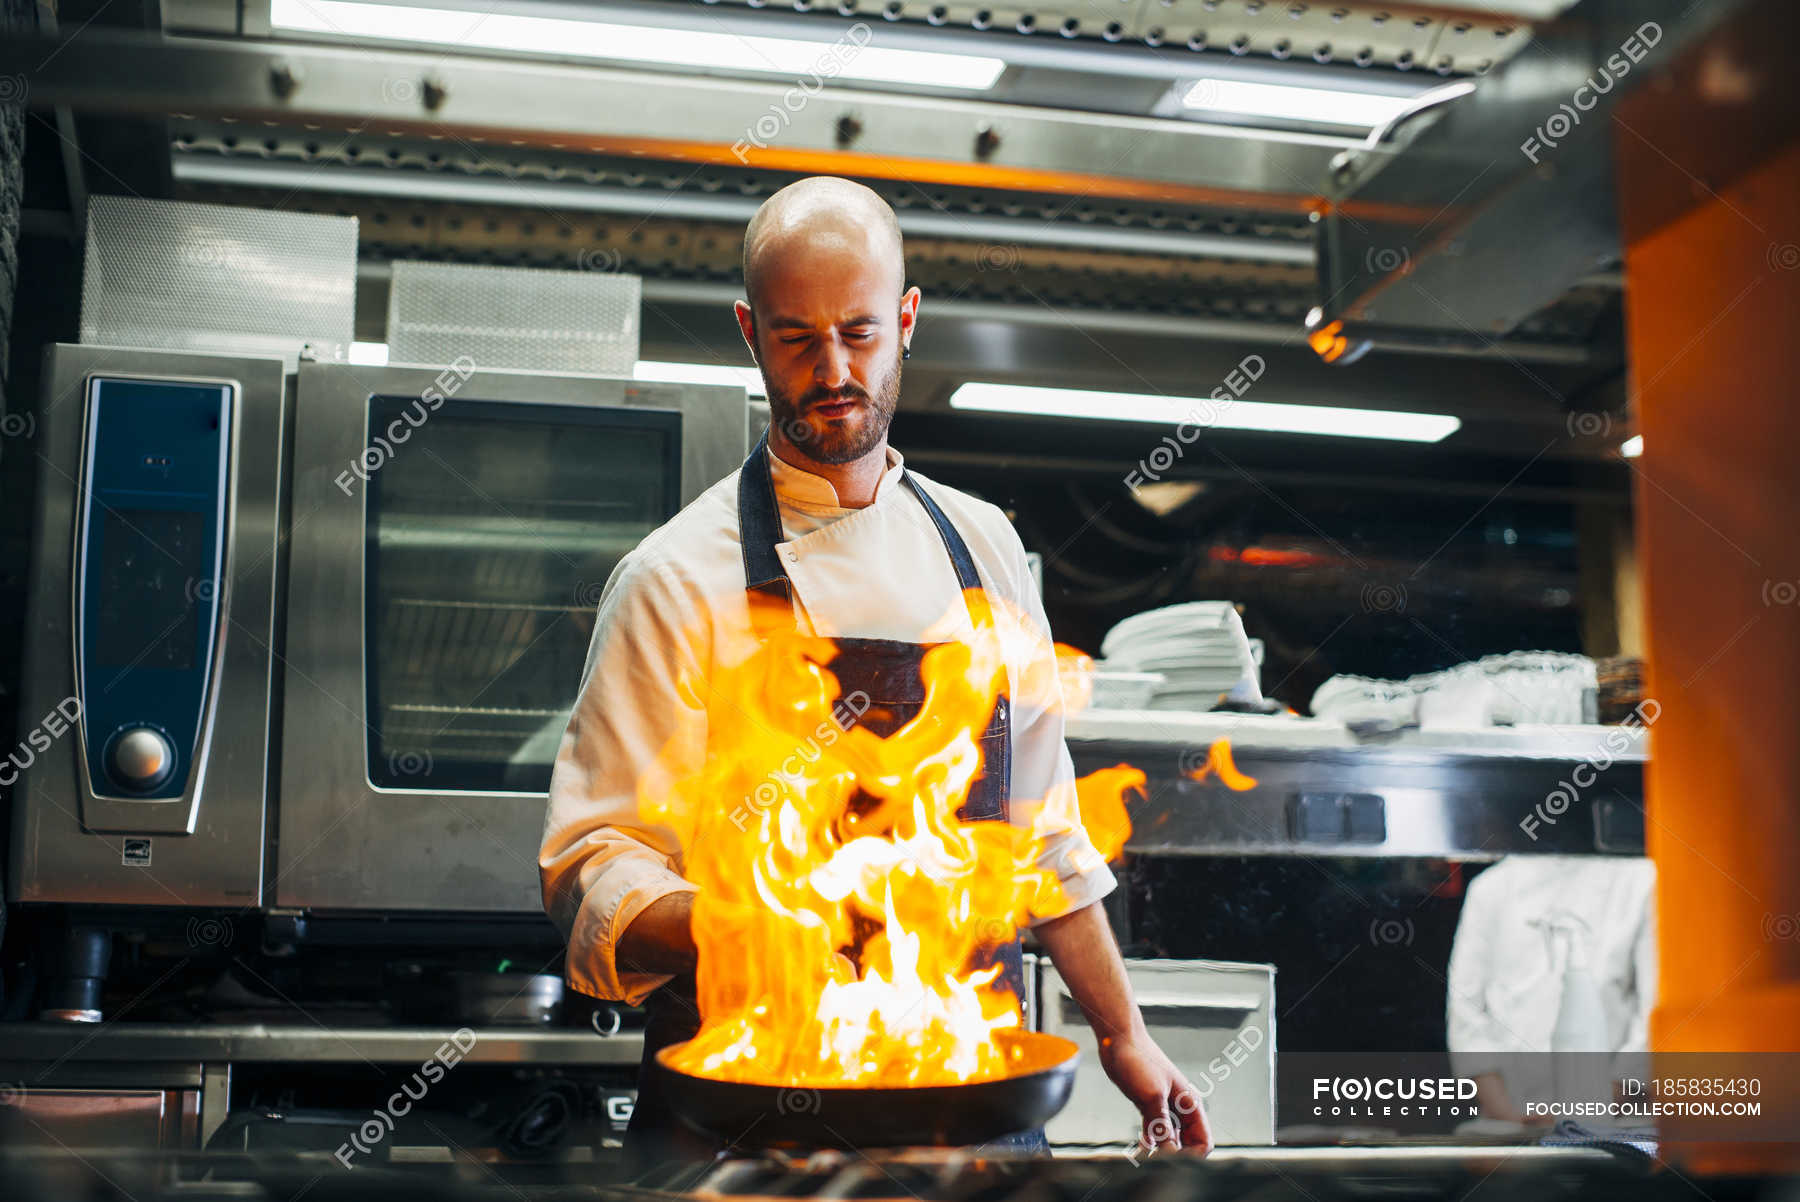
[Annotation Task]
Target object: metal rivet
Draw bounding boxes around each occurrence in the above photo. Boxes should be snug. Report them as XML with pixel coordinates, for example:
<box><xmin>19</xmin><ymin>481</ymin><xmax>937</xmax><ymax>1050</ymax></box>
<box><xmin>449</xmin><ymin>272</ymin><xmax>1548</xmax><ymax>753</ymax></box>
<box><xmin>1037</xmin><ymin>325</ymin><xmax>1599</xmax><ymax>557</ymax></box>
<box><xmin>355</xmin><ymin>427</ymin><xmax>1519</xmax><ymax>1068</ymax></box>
<box><xmin>269</xmin><ymin>58</ymin><xmax>301</xmax><ymax>99</ymax></box>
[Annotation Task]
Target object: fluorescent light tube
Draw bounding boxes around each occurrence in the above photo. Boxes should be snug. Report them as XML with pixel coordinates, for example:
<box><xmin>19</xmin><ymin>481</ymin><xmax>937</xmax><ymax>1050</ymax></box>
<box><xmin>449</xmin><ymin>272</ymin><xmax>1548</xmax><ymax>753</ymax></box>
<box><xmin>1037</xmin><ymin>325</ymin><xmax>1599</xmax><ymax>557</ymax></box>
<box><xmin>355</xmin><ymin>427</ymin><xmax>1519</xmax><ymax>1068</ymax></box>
<box><xmin>271</xmin><ymin>0</ymin><xmax>1006</xmax><ymax>90</ymax></box>
<box><xmin>1182</xmin><ymin>77</ymin><xmax>1420</xmax><ymax>127</ymax></box>
<box><xmin>635</xmin><ymin>360</ymin><xmax>766</xmax><ymax>396</ymax></box>
<box><xmin>949</xmin><ymin>382</ymin><xmax>1461</xmax><ymax>443</ymax></box>
<box><xmin>348</xmin><ymin>341</ymin><xmax>391</xmax><ymax>366</ymax></box>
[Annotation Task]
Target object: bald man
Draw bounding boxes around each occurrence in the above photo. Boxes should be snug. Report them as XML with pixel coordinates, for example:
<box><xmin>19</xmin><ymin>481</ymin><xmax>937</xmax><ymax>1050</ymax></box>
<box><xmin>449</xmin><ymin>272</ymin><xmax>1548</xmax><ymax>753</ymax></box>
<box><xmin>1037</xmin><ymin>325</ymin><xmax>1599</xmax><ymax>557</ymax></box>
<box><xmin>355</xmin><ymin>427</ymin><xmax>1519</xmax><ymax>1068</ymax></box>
<box><xmin>540</xmin><ymin>177</ymin><xmax>1211</xmax><ymax>1164</ymax></box>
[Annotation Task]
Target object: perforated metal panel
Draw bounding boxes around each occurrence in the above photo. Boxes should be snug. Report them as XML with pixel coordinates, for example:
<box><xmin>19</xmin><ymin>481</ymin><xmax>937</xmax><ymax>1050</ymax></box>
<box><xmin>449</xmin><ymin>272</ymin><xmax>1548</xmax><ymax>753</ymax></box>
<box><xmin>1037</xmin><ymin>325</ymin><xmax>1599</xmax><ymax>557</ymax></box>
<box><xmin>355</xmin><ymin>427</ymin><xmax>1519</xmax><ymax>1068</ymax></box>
<box><xmin>385</xmin><ymin>260</ymin><xmax>640</xmax><ymax>373</ymax></box>
<box><xmin>80</xmin><ymin>196</ymin><xmax>357</xmax><ymax>369</ymax></box>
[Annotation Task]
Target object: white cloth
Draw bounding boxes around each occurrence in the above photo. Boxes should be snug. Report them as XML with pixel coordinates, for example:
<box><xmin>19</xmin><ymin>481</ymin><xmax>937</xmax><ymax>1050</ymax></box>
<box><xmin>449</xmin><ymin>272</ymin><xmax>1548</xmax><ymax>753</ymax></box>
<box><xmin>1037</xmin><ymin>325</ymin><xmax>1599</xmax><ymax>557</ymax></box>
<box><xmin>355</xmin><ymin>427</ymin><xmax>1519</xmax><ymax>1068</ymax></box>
<box><xmin>1446</xmin><ymin>856</ymin><xmax>1657</xmax><ymax>1102</ymax></box>
<box><xmin>539</xmin><ymin>443</ymin><xmax>1118</xmax><ymax>1004</ymax></box>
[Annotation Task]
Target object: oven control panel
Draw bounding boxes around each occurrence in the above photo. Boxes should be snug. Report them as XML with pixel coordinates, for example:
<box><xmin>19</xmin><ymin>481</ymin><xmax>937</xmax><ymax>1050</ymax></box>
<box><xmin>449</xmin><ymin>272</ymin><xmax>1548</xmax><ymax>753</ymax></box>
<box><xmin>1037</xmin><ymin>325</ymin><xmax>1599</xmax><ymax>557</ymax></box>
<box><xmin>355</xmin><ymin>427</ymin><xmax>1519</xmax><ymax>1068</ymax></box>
<box><xmin>76</xmin><ymin>376</ymin><xmax>233</xmax><ymax>802</ymax></box>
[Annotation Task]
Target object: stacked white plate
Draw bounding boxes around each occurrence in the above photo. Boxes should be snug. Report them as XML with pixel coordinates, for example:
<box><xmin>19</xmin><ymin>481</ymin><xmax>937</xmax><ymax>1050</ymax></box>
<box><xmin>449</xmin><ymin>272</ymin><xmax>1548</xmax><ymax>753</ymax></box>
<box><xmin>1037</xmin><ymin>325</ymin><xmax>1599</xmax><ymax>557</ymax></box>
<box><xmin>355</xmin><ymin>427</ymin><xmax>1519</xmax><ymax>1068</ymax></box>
<box><xmin>1310</xmin><ymin>651</ymin><xmax>1597</xmax><ymax>728</ymax></box>
<box><xmin>1098</xmin><ymin>601</ymin><xmax>1263</xmax><ymax>712</ymax></box>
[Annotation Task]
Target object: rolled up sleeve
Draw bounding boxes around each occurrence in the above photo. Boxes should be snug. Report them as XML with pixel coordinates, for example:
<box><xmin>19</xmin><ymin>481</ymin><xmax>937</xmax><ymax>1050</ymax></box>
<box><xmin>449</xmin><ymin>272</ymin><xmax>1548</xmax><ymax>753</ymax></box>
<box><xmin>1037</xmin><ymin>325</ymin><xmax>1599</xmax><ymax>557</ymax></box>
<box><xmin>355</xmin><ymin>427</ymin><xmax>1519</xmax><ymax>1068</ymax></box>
<box><xmin>996</xmin><ymin>540</ymin><xmax>1118</xmax><ymax>926</ymax></box>
<box><xmin>540</xmin><ymin>554</ymin><xmax>707</xmax><ymax>1006</ymax></box>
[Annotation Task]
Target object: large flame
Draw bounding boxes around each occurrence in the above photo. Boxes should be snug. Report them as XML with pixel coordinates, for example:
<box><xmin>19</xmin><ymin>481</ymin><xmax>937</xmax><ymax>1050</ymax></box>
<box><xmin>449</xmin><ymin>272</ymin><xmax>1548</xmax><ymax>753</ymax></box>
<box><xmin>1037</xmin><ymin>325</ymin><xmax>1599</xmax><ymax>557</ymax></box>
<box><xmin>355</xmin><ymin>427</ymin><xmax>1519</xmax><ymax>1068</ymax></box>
<box><xmin>639</xmin><ymin>588</ymin><xmax>1237</xmax><ymax>1088</ymax></box>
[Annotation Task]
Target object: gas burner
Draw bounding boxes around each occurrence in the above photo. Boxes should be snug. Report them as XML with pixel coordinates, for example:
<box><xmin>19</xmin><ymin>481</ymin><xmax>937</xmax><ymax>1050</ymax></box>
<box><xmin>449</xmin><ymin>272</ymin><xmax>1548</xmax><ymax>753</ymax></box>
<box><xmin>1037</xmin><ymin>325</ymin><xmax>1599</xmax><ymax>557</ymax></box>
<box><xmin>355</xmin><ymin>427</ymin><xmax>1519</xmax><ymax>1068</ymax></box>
<box><xmin>635</xmin><ymin>1146</ymin><xmax>1123</xmax><ymax>1201</ymax></box>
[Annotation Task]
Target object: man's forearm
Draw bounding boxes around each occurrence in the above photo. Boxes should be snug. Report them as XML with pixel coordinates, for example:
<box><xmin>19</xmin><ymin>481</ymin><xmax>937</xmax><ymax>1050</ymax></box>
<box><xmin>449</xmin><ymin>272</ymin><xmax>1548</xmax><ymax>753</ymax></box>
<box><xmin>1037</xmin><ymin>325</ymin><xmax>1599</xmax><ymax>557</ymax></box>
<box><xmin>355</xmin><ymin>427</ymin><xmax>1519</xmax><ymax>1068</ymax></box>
<box><xmin>616</xmin><ymin>890</ymin><xmax>699</xmax><ymax>977</ymax></box>
<box><xmin>1032</xmin><ymin>900</ymin><xmax>1148</xmax><ymax>1048</ymax></box>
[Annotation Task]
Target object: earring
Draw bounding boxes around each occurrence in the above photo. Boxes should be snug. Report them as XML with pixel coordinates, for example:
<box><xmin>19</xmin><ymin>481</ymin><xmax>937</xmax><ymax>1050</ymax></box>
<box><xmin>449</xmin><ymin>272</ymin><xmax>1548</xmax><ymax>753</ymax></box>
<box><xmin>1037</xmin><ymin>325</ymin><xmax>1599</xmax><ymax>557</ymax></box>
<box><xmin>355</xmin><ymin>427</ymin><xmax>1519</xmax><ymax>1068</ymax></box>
<box><xmin>902</xmin><ymin>345</ymin><xmax>912</xmax><ymax>360</ymax></box>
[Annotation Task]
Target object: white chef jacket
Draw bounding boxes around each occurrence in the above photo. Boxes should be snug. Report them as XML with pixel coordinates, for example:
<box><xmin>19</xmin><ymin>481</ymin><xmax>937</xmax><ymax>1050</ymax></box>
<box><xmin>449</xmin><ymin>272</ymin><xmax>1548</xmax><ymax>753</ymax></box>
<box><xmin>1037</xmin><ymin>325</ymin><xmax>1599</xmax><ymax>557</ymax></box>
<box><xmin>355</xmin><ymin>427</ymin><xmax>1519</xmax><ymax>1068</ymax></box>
<box><xmin>539</xmin><ymin>443</ymin><xmax>1118</xmax><ymax>1005</ymax></box>
<box><xmin>1446</xmin><ymin>856</ymin><xmax>1656</xmax><ymax>1099</ymax></box>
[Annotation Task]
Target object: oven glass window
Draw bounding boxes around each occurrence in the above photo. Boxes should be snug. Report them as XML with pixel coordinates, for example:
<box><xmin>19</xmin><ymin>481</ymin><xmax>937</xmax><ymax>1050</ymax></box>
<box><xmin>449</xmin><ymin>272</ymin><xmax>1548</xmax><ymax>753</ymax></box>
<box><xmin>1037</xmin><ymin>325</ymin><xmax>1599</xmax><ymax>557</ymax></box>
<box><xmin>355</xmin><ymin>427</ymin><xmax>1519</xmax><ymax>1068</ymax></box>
<box><xmin>364</xmin><ymin>398</ymin><xmax>682</xmax><ymax>792</ymax></box>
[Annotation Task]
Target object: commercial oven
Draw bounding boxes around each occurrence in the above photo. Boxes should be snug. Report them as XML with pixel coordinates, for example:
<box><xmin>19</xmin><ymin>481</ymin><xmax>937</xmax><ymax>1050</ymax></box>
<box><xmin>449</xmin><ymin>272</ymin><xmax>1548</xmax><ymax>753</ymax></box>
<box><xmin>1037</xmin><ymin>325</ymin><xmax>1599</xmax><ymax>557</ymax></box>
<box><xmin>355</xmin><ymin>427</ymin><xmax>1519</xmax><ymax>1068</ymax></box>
<box><xmin>275</xmin><ymin>361</ymin><xmax>747</xmax><ymax>914</ymax></box>
<box><xmin>10</xmin><ymin>346</ymin><xmax>748</xmax><ymax>915</ymax></box>
<box><xmin>9</xmin><ymin>344</ymin><xmax>288</xmax><ymax>906</ymax></box>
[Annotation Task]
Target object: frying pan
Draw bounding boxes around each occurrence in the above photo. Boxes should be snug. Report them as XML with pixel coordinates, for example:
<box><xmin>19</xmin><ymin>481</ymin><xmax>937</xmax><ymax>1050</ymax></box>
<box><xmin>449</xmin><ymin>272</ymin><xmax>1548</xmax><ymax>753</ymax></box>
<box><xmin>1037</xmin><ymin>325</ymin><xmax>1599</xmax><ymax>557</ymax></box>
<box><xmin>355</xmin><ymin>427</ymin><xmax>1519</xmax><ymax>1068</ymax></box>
<box><xmin>649</xmin><ymin>1030</ymin><xmax>1080</xmax><ymax>1149</ymax></box>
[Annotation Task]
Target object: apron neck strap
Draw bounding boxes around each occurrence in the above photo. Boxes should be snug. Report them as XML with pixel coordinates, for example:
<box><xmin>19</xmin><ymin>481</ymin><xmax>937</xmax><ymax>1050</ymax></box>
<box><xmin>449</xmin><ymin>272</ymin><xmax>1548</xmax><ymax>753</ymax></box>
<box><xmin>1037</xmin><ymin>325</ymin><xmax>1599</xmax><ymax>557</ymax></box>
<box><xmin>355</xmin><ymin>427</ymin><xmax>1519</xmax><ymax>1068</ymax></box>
<box><xmin>736</xmin><ymin>429</ymin><xmax>985</xmax><ymax>624</ymax></box>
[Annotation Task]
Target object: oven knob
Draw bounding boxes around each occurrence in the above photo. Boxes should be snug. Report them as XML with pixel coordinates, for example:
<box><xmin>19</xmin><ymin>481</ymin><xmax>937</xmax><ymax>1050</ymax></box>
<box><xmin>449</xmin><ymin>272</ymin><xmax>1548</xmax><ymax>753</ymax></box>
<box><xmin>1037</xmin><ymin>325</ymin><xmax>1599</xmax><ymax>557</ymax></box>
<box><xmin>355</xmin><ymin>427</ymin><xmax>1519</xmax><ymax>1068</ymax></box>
<box><xmin>110</xmin><ymin>727</ymin><xmax>175</xmax><ymax>790</ymax></box>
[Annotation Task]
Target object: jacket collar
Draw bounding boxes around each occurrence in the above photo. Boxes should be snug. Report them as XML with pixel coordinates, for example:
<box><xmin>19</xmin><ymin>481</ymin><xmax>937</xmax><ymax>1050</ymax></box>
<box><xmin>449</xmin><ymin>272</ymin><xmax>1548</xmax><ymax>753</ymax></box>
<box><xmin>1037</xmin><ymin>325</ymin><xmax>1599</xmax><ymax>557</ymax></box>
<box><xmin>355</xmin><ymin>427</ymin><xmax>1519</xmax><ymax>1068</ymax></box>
<box><xmin>767</xmin><ymin>442</ymin><xmax>906</xmax><ymax>509</ymax></box>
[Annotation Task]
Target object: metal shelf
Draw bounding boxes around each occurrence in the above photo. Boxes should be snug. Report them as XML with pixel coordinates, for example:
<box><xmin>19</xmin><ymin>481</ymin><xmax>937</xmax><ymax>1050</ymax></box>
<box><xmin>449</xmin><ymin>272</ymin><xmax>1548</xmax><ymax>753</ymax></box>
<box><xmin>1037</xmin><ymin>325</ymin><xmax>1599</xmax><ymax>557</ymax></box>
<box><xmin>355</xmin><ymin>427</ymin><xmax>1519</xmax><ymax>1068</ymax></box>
<box><xmin>1066</xmin><ymin>715</ymin><xmax>1647</xmax><ymax>857</ymax></box>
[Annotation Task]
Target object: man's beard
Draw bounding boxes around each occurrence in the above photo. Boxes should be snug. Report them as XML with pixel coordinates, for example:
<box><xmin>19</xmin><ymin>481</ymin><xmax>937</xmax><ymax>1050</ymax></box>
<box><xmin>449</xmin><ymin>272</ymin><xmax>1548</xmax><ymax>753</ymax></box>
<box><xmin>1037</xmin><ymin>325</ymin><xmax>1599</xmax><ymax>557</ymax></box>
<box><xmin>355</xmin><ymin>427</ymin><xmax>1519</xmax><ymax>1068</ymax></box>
<box><xmin>763</xmin><ymin>346</ymin><xmax>902</xmax><ymax>466</ymax></box>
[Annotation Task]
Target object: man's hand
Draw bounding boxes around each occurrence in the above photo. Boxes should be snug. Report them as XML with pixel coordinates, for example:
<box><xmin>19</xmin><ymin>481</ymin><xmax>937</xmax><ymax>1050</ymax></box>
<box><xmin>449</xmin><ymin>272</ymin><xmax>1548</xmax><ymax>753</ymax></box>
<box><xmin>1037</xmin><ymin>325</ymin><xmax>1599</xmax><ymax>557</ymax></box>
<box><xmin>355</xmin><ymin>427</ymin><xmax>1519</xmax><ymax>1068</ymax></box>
<box><xmin>1100</xmin><ymin>1030</ymin><xmax>1214</xmax><ymax>1156</ymax></box>
<box><xmin>1031</xmin><ymin>902</ymin><xmax>1215</xmax><ymax>1158</ymax></box>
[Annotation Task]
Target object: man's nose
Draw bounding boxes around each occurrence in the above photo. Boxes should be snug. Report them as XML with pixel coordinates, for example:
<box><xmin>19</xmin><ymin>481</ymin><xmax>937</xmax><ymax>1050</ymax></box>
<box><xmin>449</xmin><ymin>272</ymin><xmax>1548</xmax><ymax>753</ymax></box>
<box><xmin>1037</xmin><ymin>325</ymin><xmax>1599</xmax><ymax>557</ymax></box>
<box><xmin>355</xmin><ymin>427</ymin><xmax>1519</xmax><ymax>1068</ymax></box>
<box><xmin>813</xmin><ymin>336</ymin><xmax>852</xmax><ymax>389</ymax></box>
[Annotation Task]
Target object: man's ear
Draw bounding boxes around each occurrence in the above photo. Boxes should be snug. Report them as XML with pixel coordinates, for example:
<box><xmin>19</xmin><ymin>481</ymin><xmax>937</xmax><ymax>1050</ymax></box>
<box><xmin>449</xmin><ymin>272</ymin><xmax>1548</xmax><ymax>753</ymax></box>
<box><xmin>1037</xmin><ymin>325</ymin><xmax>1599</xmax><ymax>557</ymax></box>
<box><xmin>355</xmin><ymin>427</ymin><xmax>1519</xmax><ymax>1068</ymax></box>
<box><xmin>899</xmin><ymin>285</ymin><xmax>922</xmax><ymax>347</ymax></box>
<box><xmin>733</xmin><ymin>298</ymin><xmax>759</xmax><ymax>365</ymax></box>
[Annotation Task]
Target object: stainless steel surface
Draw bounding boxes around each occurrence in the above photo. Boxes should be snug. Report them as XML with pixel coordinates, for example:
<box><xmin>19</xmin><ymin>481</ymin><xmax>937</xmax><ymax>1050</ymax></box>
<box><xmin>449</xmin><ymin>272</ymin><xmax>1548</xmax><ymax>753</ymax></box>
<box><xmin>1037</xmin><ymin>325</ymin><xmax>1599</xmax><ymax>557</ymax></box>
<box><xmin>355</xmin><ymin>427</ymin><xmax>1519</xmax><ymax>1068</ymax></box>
<box><xmin>79</xmin><ymin>195</ymin><xmax>357</xmax><ymax>370</ymax></box>
<box><xmin>0</xmin><ymin>1089</ymin><xmax>192</xmax><ymax>1150</ymax></box>
<box><xmin>109</xmin><ymin>727</ymin><xmax>175</xmax><ymax>789</ymax></box>
<box><xmin>1042</xmin><ymin>959</ymin><xmax>1276</xmax><ymax>1148</ymax></box>
<box><xmin>449</xmin><ymin>971</ymin><xmax>565</xmax><ymax>1027</ymax></box>
<box><xmin>199</xmin><ymin>1063</ymin><xmax>231</xmax><ymax>1149</ymax></box>
<box><xmin>176</xmin><ymin>156</ymin><xmax>1323</xmax><ymax>267</ymax></box>
<box><xmin>0</xmin><ymin>30</ymin><xmax>1357</xmax><ymax>206</ymax></box>
<box><xmin>1064</xmin><ymin>712</ymin><xmax>1650</xmax><ymax>761</ymax></box>
<box><xmin>1315</xmin><ymin>0</ymin><xmax>1746</xmax><ymax>337</ymax></box>
<box><xmin>1066</xmin><ymin>724</ymin><xmax>1647</xmax><ymax>857</ymax></box>
<box><xmin>0</xmin><ymin>1023</ymin><xmax>645</xmax><ymax>1066</ymax></box>
<box><xmin>9</xmin><ymin>345</ymin><xmax>286</xmax><ymax>907</ymax></box>
<box><xmin>386</xmin><ymin>260</ymin><xmax>640</xmax><ymax>374</ymax></box>
<box><xmin>278</xmin><ymin>362</ymin><xmax>747</xmax><ymax>912</ymax></box>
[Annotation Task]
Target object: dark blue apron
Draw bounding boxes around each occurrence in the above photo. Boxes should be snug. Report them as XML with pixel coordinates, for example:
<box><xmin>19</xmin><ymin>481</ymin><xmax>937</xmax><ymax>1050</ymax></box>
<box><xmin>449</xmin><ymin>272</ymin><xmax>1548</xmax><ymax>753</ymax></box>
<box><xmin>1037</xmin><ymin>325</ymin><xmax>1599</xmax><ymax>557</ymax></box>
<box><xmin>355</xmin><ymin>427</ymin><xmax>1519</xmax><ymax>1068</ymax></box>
<box><xmin>625</xmin><ymin>432</ymin><xmax>1043</xmax><ymax>1163</ymax></box>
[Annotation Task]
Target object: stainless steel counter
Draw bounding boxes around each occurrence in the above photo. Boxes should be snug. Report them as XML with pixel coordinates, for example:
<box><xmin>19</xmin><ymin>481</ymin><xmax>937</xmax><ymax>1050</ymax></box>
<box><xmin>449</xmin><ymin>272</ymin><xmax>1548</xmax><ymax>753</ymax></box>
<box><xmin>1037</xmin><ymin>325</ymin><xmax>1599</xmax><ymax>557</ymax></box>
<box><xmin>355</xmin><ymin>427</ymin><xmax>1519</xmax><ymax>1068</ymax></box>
<box><xmin>1065</xmin><ymin>715</ymin><xmax>1648</xmax><ymax>857</ymax></box>
<box><xmin>0</xmin><ymin>1022</ymin><xmax>643</xmax><ymax>1067</ymax></box>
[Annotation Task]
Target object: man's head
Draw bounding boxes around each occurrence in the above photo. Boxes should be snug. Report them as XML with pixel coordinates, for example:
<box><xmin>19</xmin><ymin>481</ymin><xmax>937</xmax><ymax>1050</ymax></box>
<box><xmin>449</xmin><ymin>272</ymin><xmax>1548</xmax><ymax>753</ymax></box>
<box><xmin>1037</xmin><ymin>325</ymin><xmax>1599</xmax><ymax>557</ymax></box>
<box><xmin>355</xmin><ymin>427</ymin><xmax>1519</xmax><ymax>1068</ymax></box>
<box><xmin>735</xmin><ymin>177</ymin><xmax>920</xmax><ymax>468</ymax></box>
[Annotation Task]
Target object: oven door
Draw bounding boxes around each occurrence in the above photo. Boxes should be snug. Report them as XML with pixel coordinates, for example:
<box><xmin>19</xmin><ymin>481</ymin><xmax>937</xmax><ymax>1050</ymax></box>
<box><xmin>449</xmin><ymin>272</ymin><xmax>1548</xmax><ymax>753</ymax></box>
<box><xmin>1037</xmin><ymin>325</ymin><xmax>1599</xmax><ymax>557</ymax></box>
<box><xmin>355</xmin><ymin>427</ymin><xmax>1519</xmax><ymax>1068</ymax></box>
<box><xmin>277</xmin><ymin>362</ymin><xmax>746</xmax><ymax>912</ymax></box>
